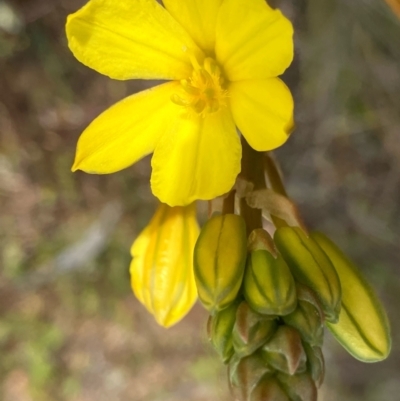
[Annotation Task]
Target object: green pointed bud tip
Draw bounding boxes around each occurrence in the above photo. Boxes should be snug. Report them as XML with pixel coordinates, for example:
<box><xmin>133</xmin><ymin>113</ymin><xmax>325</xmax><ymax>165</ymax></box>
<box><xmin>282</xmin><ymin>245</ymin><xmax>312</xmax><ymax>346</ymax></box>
<box><xmin>208</xmin><ymin>299</ymin><xmax>240</xmax><ymax>364</ymax></box>
<box><xmin>277</xmin><ymin>372</ymin><xmax>317</xmax><ymax>401</ymax></box>
<box><xmin>261</xmin><ymin>325</ymin><xmax>307</xmax><ymax>376</ymax></box>
<box><xmin>251</xmin><ymin>378</ymin><xmax>290</xmax><ymax>401</ymax></box>
<box><xmin>232</xmin><ymin>301</ymin><xmax>278</xmax><ymax>358</ymax></box>
<box><xmin>303</xmin><ymin>343</ymin><xmax>325</xmax><ymax>388</ymax></box>
<box><xmin>296</xmin><ymin>284</ymin><xmax>324</xmax><ymax>321</ymax></box>
<box><xmin>248</xmin><ymin>228</ymin><xmax>276</xmax><ymax>254</ymax></box>
<box><xmin>229</xmin><ymin>352</ymin><xmax>274</xmax><ymax>400</ymax></box>
<box><xmin>244</xmin><ymin>249</ymin><xmax>297</xmax><ymax>316</ymax></box>
<box><xmin>311</xmin><ymin>232</ymin><xmax>391</xmax><ymax>363</ymax></box>
<box><xmin>283</xmin><ymin>295</ymin><xmax>324</xmax><ymax>347</ymax></box>
<box><xmin>274</xmin><ymin>226</ymin><xmax>342</xmax><ymax>323</ymax></box>
<box><xmin>194</xmin><ymin>213</ymin><xmax>247</xmax><ymax>313</ymax></box>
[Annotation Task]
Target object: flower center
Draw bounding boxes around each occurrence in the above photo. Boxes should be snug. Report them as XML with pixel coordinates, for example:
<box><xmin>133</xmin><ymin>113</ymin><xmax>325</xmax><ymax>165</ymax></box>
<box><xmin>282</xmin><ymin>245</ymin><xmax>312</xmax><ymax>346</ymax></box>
<box><xmin>171</xmin><ymin>57</ymin><xmax>227</xmax><ymax>116</ymax></box>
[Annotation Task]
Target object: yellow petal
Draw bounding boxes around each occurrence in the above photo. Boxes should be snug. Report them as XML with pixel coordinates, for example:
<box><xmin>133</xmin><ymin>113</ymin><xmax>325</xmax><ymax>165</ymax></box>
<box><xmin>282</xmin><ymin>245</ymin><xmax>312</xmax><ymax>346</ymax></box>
<box><xmin>163</xmin><ymin>0</ymin><xmax>223</xmax><ymax>53</ymax></box>
<box><xmin>151</xmin><ymin>107</ymin><xmax>241</xmax><ymax>206</ymax></box>
<box><xmin>66</xmin><ymin>0</ymin><xmax>203</xmax><ymax>80</ymax></box>
<box><xmin>72</xmin><ymin>82</ymin><xmax>180</xmax><ymax>174</ymax></box>
<box><xmin>229</xmin><ymin>79</ymin><xmax>294</xmax><ymax>151</ymax></box>
<box><xmin>215</xmin><ymin>0</ymin><xmax>294</xmax><ymax>81</ymax></box>
<box><xmin>130</xmin><ymin>203</ymin><xmax>199</xmax><ymax>327</ymax></box>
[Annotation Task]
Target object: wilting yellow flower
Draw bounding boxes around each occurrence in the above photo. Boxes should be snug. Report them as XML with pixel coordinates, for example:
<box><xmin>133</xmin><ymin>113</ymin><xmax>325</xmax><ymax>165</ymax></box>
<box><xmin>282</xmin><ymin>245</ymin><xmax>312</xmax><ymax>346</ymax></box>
<box><xmin>67</xmin><ymin>0</ymin><xmax>294</xmax><ymax>206</ymax></box>
<box><xmin>130</xmin><ymin>202</ymin><xmax>199</xmax><ymax>327</ymax></box>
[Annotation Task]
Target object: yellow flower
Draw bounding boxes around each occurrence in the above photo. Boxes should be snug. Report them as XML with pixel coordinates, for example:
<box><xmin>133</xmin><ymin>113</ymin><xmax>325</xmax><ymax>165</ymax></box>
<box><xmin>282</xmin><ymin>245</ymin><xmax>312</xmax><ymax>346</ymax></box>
<box><xmin>67</xmin><ymin>0</ymin><xmax>294</xmax><ymax>206</ymax></box>
<box><xmin>130</xmin><ymin>202</ymin><xmax>199</xmax><ymax>327</ymax></box>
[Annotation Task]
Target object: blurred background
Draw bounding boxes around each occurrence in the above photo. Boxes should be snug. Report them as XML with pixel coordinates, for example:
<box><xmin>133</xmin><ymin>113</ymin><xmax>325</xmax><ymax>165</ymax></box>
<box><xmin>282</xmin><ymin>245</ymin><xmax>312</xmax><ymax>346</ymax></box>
<box><xmin>0</xmin><ymin>0</ymin><xmax>399</xmax><ymax>400</ymax></box>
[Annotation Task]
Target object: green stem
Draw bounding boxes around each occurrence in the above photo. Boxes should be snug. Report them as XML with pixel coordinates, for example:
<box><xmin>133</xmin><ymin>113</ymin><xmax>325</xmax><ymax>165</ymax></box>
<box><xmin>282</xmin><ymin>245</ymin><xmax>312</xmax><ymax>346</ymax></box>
<box><xmin>239</xmin><ymin>137</ymin><xmax>264</xmax><ymax>235</ymax></box>
<box><xmin>222</xmin><ymin>190</ymin><xmax>236</xmax><ymax>215</ymax></box>
<box><xmin>263</xmin><ymin>152</ymin><xmax>288</xmax><ymax>197</ymax></box>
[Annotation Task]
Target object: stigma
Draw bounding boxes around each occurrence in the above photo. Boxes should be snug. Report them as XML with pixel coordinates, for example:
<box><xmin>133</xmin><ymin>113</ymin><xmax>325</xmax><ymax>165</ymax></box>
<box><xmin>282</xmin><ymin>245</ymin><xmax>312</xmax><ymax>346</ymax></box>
<box><xmin>171</xmin><ymin>57</ymin><xmax>227</xmax><ymax>116</ymax></box>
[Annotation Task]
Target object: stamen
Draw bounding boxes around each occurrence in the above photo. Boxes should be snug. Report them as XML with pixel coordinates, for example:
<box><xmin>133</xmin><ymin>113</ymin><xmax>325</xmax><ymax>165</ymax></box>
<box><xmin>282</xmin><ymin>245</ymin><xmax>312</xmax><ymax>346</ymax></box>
<box><xmin>171</xmin><ymin>57</ymin><xmax>227</xmax><ymax>117</ymax></box>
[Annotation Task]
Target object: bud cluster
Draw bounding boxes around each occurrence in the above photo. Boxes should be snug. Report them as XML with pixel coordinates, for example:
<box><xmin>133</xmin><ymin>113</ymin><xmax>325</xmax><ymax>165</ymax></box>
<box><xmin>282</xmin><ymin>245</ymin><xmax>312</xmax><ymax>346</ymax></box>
<box><xmin>194</xmin><ymin>213</ymin><xmax>391</xmax><ymax>401</ymax></box>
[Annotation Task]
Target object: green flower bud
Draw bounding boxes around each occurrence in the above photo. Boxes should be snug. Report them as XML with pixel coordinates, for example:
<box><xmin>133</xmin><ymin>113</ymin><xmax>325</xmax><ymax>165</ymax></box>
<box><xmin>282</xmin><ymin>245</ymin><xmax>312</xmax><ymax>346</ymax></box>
<box><xmin>207</xmin><ymin>300</ymin><xmax>240</xmax><ymax>363</ymax></box>
<box><xmin>194</xmin><ymin>214</ymin><xmax>247</xmax><ymax>313</ymax></box>
<box><xmin>274</xmin><ymin>226</ymin><xmax>342</xmax><ymax>323</ymax></box>
<box><xmin>261</xmin><ymin>325</ymin><xmax>307</xmax><ymax>375</ymax></box>
<box><xmin>251</xmin><ymin>377</ymin><xmax>290</xmax><ymax>401</ymax></box>
<box><xmin>244</xmin><ymin>237</ymin><xmax>297</xmax><ymax>316</ymax></box>
<box><xmin>311</xmin><ymin>232</ymin><xmax>391</xmax><ymax>362</ymax></box>
<box><xmin>232</xmin><ymin>301</ymin><xmax>278</xmax><ymax>358</ymax></box>
<box><xmin>229</xmin><ymin>352</ymin><xmax>274</xmax><ymax>401</ymax></box>
<box><xmin>277</xmin><ymin>372</ymin><xmax>317</xmax><ymax>401</ymax></box>
<box><xmin>303</xmin><ymin>343</ymin><xmax>325</xmax><ymax>388</ymax></box>
<box><xmin>283</xmin><ymin>285</ymin><xmax>324</xmax><ymax>347</ymax></box>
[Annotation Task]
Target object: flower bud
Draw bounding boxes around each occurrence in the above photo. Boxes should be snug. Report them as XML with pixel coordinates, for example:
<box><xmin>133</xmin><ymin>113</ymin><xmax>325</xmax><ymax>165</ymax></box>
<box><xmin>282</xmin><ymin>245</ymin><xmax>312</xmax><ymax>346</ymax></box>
<box><xmin>303</xmin><ymin>343</ymin><xmax>325</xmax><ymax>388</ymax></box>
<box><xmin>283</xmin><ymin>285</ymin><xmax>324</xmax><ymax>347</ymax></box>
<box><xmin>130</xmin><ymin>203</ymin><xmax>199</xmax><ymax>327</ymax></box>
<box><xmin>194</xmin><ymin>213</ymin><xmax>247</xmax><ymax>313</ymax></box>
<box><xmin>277</xmin><ymin>372</ymin><xmax>317</xmax><ymax>401</ymax></box>
<box><xmin>232</xmin><ymin>302</ymin><xmax>278</xmax><ymax>358</ymax></box>
<box><xmin>251</xmin><ymin>377</ymin><xmax>290</xmax><ymax>401</ymax></box>
<box><xmin>229</xmin><ymin>352</ymin><xmax>274</xmax><ymax>401</ymax></box>
<box><xmin>244</xmin><ymin>248</ymin><xmax>297</xmax><ymax>316</ymax></box>
<box><xmin>207</xmin><ymin>300</ymin><xmax>240</xmax><ymax>363</ymax></box>
<box><xmin>274</xmin><ymin>227</ymin><xmax>342</xmax><ymax>323</ymax></box>
<box><xmin>311</xmin><ymin>232</ymin><xmax>391</xmax><ymax>362</ymax></box>
<box><xmin>261</xmin><ymin>325</ymin><xmax>307</xmax><ymax>375</ymax></box>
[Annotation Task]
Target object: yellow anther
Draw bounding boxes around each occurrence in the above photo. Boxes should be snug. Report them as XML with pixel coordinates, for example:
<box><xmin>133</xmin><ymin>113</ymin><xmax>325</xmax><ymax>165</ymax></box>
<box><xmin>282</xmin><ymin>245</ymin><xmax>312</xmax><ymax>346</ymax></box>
<box><xmin>172</xmin><ymin>57</ymin><xmax>227</xmax><ymax>117</ymax></box>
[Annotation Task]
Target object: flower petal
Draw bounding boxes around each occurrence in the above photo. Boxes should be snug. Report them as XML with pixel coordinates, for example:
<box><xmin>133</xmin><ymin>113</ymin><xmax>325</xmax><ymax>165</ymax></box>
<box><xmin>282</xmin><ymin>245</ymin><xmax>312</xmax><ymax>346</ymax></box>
<box><xmin>72</xmin><ymin>82</ymin><xmax>180</xmax><ymax>174</ymax></box>
<box><xmin>66</xmin><ymin>0</ymin><xmax>203</xmax><ymax>80</ymax></box>
<box><xmin>215</xmin><ymin>0</ymin><xmax>294</xmax><ymax>81</ymax></box>
<box><xmin>151</xmin><ymin>108</ymin><xmax>241</xmax><ymax>206</ymax></box>
<box><xmin>130</xmin><ymin>203</ymin><xmax>199</xmax><ymax>327</ymax></box>
<box><xmin>229</xmin><ymin>79</ymin><xmax>294</xmax><ymax>151</ymax></box>
<box><xmin>162</xmin><ymin>0</ymin><xmax>223</xmax><ymax>53</ymax></box>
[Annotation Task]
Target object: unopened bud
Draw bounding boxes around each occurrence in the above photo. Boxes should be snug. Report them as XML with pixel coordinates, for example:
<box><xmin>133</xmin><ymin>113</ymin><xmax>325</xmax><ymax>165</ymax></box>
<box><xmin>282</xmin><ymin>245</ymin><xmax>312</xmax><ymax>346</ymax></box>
<box><xmin>277</xmin><ymin>372</ymin><xmax>317</xmax><ymax>401</ymax></box>
<box><xmin>244</xmin><ymin>247</ymin><xmax>297</xmax><ymax>316</ymax></box>
<box><xmin>274</xmin><ymin>226</ymin><xmax>342</xmax><ymax>323</ymax></box>
<box><xmin>207</xmin><ymin>300</ymin><xmax>240</xmax><ymax>363</ymax></box>
<box><xmin>232</xmin><ymin>302</ymin><xmax>278</xmax><ymax>358</ymax></box>
<box><xmin>311</xmin><ymin>232</ymin><xmax>391</xmax><ymax>362</ymax></box>
<box><xmin>283</xmin><ymin>285</ymin><xmax>324</xmax><ymax>347</ymax></box>
<box><xmin>303</xmin><ymin>343</ymin><xmax>325</xmax><ymax>388</ymax></box>
<box><xmin>229</xmin><ymin>352</ymin><xmax>273</xmax><ymax>401</ymax></box>
<box><xmin>251</xmin><ymin>377</ymin><xmax>290</xmax><ymax>401</ymax></box>
<box><xmin>194</xmin><ymin>214</ymin><xmax>247</xmax><ymax>313</ymax></box>
<box><xmin>261</xmin><ymin>325</ymin><xmax>307</xmax><ymax>375</ymax></box>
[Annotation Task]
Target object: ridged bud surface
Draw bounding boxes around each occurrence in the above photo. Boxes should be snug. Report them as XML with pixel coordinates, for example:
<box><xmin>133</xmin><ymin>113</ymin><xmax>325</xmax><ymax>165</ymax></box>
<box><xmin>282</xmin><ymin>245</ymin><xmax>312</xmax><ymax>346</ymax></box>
<box><xmin>311</xmin><ymin>232</ymin><xmax>391</xmax><ymax>362</ymax></box>
<box><xmin>303</xmin><ymin>343</ymin><xmax>325</xmax><ymax>388</ymax></box>
<box><xmin>244</xmin><ymin>250</ymin><xmax>297</xmax><ymax>316</ymax></box>
<box><xmin>232</xmin><ymin>302</ymin><xmax>278</xmax><ymax>358</ymax></box>
<box><xmin>277</xmin><ymin>372</ymin><xmax>317</xmax><ymax>401</ymax></box>
<box><xmin>274</xmin><ymin>226</ymin><xmax>342</xmax><ymax>323</ymax></box>
<box><xmin>130</xmin><ymin>203</ymin><xmax>198</xmax><ymax>327</ymax></box>
<box><xmin>207</xmin><ymin>300</ymin><xmax>239</xmax><ymax>363</ymax></box>
<box><xmin>283</xmin><ymin>286</ymin><xmax>324</xmax><ymax>347</ymax></box>
<box><xmin>229</xmin><ymin>352</ymin><xmax>274</xmax><ymax>401</ymax></box>
<box><xmin>251</xmin><ymin>378</ymin><xmax>290</xmax><ymax>401</ymax></box>
<box><xmin>261</xmin><ymin>325</ymin><xmax>307</xmax><ymax>375</ymax></box>
<box><xmin>194</xmin><ymin>213</ymin><xmax>247</xmax><ymax>313</ymax></box>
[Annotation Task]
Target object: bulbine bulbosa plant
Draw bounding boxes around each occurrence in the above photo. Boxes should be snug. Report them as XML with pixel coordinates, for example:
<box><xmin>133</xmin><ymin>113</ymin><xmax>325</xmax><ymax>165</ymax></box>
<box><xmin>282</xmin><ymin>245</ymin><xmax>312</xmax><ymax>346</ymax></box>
<box><xmin>66</xmin><ymin>0</ymin><xmax>392</xmax><ymax>400</ymax></box>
